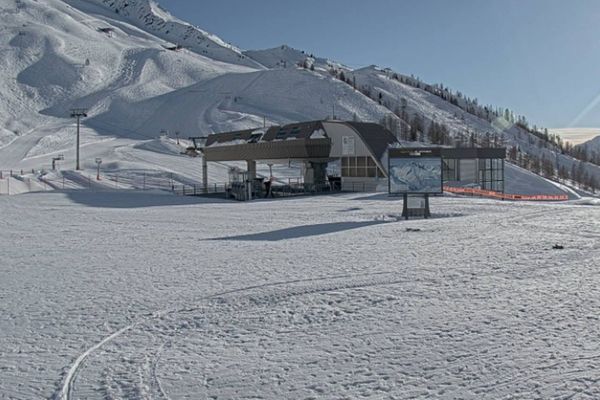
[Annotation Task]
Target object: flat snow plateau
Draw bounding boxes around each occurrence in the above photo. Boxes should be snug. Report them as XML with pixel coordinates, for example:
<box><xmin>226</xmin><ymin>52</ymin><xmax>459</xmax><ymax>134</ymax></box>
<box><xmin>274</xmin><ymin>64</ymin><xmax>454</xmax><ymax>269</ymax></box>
<box><xmin>1</xmin><ymin>191</ymin><xmax>600</xmax><ymax>399</ymax></box>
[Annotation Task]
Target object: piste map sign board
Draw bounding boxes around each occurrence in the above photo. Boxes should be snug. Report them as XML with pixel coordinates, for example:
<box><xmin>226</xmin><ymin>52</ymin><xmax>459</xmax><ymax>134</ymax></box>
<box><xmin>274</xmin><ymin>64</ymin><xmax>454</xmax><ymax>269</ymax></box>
<box><xmin>388</xmin><ymin>148</ymin><xmax>443</xmax><ymax>194</ymax></box>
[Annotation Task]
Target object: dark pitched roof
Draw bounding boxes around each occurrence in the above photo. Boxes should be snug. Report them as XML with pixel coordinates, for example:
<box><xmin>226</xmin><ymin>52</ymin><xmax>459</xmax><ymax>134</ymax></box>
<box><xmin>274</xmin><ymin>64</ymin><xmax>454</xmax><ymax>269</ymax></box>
<box><xmin>204</xmin><ymin>121</ymin><xmax>325</xmax><ymax>146</ymax></box>
<box><xmin>203</xmin><ymin>138</ymin><xmax>332</xmax><ymax>162</ymax></box>
<box><xmin>261</xmin><ymin>121</ymin><xmax>324</xmax><ymax>141</ymax></box>
<box><xmin>204</xmin><ymin>128</ymin><xmax>257</xmax><ymax>146</ymax></box>
<box><xmin>345</xmin><ymin>122</ymin><xmax>399</xmax><ymax>161</ymax></box>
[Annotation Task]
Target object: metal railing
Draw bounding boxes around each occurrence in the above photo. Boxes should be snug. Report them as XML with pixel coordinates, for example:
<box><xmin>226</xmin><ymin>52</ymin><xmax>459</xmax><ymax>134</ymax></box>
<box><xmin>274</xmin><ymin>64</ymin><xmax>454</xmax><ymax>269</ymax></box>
<box><xmin>0</xmin><ymin>169</ymin><xmax>38</xmax><ymax>179</ymax></box>
<box><xmin>0</xmin><ymin>170</ymin><xmax>198</xmax><ymax>195</ymax></box>
<box><xmin>173</xmin><ymin>183</ymin><xmax>228</xmax><ymax>196</ymax></box>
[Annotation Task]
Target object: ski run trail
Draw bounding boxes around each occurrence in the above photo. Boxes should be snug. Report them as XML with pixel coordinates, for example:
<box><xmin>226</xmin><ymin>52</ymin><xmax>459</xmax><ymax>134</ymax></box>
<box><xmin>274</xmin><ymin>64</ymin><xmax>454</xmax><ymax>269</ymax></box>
<box><xmin>2</xmin><ymin>190</ymin><xmax>600</xmax><ymax>399</ymax></box>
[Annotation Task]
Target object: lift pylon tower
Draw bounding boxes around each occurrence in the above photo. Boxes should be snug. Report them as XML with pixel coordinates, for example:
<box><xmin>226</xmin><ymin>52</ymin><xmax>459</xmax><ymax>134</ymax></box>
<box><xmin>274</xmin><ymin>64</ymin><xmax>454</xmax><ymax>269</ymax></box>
<box><xmin>70</xmin><ymin>108</ymin><xmax>88</xmax><ymax>170</ymax></box>
<box><xmin>189</xmin><ymin>136</ymin><xmax>209</xmax><ymax>192</ymax></box>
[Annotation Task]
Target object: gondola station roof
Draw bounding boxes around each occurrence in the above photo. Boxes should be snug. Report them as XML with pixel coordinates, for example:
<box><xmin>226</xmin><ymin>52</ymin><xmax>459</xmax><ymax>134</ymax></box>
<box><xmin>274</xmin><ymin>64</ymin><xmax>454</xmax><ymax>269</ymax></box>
<box><xmin>201</xmin><ymin>120</ymin><xmax>399</xmax><ymax>165</ymax></box>
<box><xmin>202</xmin><ymin>121</ymin><xmax>331</xmax><ymax>162</ymax></box>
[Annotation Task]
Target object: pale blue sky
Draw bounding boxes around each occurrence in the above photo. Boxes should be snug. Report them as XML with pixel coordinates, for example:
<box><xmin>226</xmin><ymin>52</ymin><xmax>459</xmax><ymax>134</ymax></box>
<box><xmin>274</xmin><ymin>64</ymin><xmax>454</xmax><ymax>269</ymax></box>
<box><xmin>159</xmin><ymin>0</ymin><xmax>600</xmax><ymax>129</ymax></box>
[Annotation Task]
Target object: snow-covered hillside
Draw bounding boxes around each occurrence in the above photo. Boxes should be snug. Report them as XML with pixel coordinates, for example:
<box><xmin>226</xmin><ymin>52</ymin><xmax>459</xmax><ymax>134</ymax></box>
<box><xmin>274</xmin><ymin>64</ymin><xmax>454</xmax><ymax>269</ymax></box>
<box><xmin>0</xmin><ymin>0</ymin><xmax>394</xmax><ymax>173</ymax></box>
<box><xmin>0</xmin><ymin>0</ymin><xmax>597</xmax><ymax>198</ymax></box>
<box><xmin>350</xmin><ymin>66</ymin><xmax>600</xmax><ymax>190</ymax></box>
<box><xmin>0</xmin><ymin>0</ymin><xmax>255</xmax><ymax>155</ymax></box>
<box><xmin>578</xmin><ymin>135</ymin><xmax>600</xmax><ymax>161</ymax></box>
<box><xmin>243</xmin><ymin>44</ymin><xmax>345</xmax><ymax>72</ymax></box>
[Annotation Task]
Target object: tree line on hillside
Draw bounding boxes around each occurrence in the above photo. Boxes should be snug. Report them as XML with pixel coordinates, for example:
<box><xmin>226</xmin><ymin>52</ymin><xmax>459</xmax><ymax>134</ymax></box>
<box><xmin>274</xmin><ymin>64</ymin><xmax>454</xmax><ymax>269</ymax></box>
<box><xmin>326</xmin><ymin>66</ymin><xmax>600</xmax><ymax>171</ymax></box>
<box><xmin>318</xmin><ymin>65</ymin><xmax>599</xmax><ymax>193</ymax></box>
<box><xmin>379</xmin><ymin>106</ymin><xmax>598</xmax><ymax>193</ymax></box>
<box><xmin>507</xmin><ymin>145</ymin><xmax>599</xmax><ymax>193</ymax></box>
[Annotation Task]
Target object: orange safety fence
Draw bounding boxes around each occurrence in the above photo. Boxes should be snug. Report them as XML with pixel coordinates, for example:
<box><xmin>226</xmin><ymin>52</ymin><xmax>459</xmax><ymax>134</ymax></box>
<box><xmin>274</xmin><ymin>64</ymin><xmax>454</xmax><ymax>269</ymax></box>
<box><xmin>443</xmin><ymin>185</ymin><xmax>569</xmax><ymax>201</ymax></box>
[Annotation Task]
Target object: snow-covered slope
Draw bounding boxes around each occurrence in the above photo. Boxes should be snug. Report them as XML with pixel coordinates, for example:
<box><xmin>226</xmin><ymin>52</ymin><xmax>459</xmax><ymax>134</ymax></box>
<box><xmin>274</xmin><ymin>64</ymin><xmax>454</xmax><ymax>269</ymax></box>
<box><xmin>89</xmin><ymin>68</ymin><xmax>389</xmax><ymax>138</ymax></box>
<box><xmin>0</xmin><ymin>0</ymin><xmax>394</xmax><ymax>172</ymax></box>
<box><xmin>244</xmin><ymin>44</ymin><xmax>344</xmax><ymax>72</ymax></box>
<box><xmin>578</xmin><ymin>135</ymin><xmax>600</xmax><ymax>160</ymax></box>
<box><xmin>0</xmin><ymin>0</ymin><xmax>255</xmax><ymax>157</ymax></box>
<box><xmin>71</xmin><ymin>0</ymin><xmax>263</xmax><ymax>68</ymax></box>
<box><xmin>350</xmin><ymin>65</ymin><xmax>600</xmax><ymax>191</ymax></box>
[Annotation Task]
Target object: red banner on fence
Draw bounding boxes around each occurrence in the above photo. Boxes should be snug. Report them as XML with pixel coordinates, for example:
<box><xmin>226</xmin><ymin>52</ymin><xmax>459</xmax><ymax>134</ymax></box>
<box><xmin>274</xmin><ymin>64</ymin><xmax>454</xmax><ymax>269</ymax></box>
<box><xmin>443</xmin><ymin>185</ymin><xmax>569</xmax><ymax>201</ymax></box>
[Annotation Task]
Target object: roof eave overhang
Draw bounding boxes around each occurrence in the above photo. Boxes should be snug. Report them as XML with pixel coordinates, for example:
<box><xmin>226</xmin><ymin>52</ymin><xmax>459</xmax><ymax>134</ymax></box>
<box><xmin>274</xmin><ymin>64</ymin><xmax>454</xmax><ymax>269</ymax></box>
<box><xmin>203</xmin><ymin>138</ymin><xmax>332</xmax><ymax>162</ymax></box>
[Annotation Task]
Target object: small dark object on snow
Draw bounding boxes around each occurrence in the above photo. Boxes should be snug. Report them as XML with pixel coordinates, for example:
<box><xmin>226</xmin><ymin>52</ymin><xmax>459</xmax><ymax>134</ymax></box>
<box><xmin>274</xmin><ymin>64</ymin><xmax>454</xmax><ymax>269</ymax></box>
<box><xmin>163</xmin><ymin>44</ymin><xmax>183</xmax><ymax>51</ymax></box>
<box><xmin>552</xmin><ymin>244</ymin><xmax>564</xmax><ymax>250</ymax></box>
<box><xmin>406</xmin><ymin>228</ymin><xmax>421</xmax><ymax>232</ymax></box>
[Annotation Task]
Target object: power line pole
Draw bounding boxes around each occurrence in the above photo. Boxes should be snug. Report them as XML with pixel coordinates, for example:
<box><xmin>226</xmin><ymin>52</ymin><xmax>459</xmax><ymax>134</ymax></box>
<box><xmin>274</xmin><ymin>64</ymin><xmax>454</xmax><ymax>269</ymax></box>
<box><xmin>70</xmin><ymin>108</ymin><xmax>88</xmax><ymax>170</ymax></box>
<box><xmin>95</xmin><ymin>158</ymin><xmax>102</xmax><ymax>180</ymax></box>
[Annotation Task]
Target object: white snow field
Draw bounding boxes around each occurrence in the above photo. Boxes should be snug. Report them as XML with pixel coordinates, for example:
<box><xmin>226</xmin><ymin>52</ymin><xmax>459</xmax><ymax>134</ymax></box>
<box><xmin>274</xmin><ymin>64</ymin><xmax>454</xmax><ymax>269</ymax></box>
<box><xmin>1</xmin><ymin>191</ymin><xmax>600</xmax><ymax>399</ymax></box>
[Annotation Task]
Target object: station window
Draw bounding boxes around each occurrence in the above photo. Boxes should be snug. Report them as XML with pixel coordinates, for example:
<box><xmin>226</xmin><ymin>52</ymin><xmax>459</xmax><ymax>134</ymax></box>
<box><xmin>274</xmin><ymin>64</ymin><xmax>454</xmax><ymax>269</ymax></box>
<box><xmin>443</xmin><ymin>159</ymin><xmax>457</xmax><ymax>181</ymax></box>
<box><xmin>341</xmin><ymin>156</ymin><xmax>382</xmax><ymax>178</ymax></box>
<box><xmin>479</xmin><ymin>158</ymin><xmax>504</xmax><ymax>191</ymax></box>
<box><xmin>275</xmin><ymin>129</ymin><xmax>287</xmax><ymax>139</ymax></box>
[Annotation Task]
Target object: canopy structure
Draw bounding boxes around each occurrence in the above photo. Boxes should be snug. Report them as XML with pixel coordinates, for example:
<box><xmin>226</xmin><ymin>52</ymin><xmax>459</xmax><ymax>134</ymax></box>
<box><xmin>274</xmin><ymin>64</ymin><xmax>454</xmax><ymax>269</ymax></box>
<box><xmin>203</xmin><ymin>137</ymin><xmax>332</xmax><ymax>163</ymax></box>
<box><xmin>198</xmin><ymin>121</ymin><xmax>335</xmax><ymax>191</ymax></box>
<box><xmin>199</xmin><ymin>120</ymin><xmax>401</xmax><ymax>192</ymax></box>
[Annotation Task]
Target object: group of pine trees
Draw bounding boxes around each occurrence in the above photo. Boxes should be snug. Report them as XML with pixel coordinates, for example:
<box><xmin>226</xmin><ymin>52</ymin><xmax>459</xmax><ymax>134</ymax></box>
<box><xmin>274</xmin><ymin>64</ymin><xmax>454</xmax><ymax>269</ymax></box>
<box><xmin>379</xmin><ymin>110</ymin><xmax>506</xmax><ymax>149</ymax></box>
<box><xmin>507</xmin><ymin>146</ymin><xmax>599</xmax><ymax>192</ymax></box>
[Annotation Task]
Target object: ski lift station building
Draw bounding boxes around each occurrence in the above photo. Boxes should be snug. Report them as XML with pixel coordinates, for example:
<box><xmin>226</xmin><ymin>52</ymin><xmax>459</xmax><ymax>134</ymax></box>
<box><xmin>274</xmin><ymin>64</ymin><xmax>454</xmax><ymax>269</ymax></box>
<box><xmin>199</xmin><ymin>120</ymin><xmax>506</xmax><ymax>193</ymax></box>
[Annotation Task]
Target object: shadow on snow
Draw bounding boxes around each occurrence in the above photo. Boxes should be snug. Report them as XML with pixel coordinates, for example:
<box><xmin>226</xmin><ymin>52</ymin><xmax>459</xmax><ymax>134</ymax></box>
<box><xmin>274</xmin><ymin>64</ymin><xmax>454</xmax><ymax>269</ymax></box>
<box><xmin>209</xmin><ymin>220</ymin><xmax>391</xmax><ymax>242</ymax></box>
<box><xmin>64</xmin><ymin>190</ymin><xmax>228</xmax><ymax>208</ymax></box>
<box><xmin>350</xmin><ymin>193</ymin><xmax>404</xmax><ymax>201</ymax></box>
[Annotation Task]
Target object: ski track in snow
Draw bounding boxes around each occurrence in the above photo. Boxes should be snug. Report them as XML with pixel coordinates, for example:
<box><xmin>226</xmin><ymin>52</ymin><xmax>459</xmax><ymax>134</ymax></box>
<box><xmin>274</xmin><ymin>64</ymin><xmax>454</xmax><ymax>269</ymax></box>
<box><xmin>58</xmin><ymin>270</ymin><xmax>402</xmax><ymax>400</ymax></box>
<box><xmin>58</xmin><ymin>325</ymin><xmax>134</xmax><ymax>400</ymax></box>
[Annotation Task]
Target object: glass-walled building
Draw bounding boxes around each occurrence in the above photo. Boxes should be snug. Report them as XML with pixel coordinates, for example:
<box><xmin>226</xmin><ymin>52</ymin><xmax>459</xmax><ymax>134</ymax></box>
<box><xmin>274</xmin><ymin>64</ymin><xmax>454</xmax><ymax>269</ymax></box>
<box><xmin>441</xmin><ymin>147</ymin><xmax>506</xmax><ymax>192</ymax></box>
